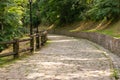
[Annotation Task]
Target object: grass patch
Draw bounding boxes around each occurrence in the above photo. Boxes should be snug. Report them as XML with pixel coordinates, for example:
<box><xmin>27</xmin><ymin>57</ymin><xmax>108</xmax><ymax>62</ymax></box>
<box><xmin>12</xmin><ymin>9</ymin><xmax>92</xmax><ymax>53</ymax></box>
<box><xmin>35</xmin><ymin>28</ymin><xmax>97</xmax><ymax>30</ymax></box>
<box><xmin>112</xmin><ymin>69</ymin><xmax>120</xmax><ymax>80</ymax></box>
<box><xmin>0</xmin><ymin>56</ymin><xmax>14</xmax><ymax>67</ymax></box>
<box><xmin>82</xmin><ymin>29</ymin><xmax>120</xmax><ymax>38</ymax></box>
<box><xmin>0</xmin><ymin>52</ymin><xmax>31</xmax><ymax>68</ymax></box>
<box><xmin>93</xmin><ymin>28</ymin><xmax>120</xmax><ymax>38</ymax></box>
<box><xmin>41</xmin><ymin>40</ymin><xmax>51</xmax><ymax>48</ymax></box>
<box><xmin>46</xmin><ymin>40</ymin><xmax>52</xmax><ymax>44</ymax></box>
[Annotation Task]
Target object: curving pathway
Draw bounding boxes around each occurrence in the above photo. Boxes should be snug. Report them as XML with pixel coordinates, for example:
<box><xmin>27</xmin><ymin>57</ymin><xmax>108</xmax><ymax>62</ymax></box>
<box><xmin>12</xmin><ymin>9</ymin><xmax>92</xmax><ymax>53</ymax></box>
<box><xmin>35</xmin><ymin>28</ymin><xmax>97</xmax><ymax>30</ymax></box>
<box><xmin>0</xmin><ymin>34</ymin><xmax>117</xmax><ymax>80</ymax></box>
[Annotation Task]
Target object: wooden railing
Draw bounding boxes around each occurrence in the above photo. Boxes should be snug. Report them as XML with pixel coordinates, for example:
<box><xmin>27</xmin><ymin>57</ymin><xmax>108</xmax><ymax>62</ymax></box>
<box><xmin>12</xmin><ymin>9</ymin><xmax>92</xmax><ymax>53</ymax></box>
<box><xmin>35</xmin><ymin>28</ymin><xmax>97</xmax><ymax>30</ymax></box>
<box><xmin>0</xmin><ymin>30</ymin><xmax>47</xmax><ymax>59</ymax></box>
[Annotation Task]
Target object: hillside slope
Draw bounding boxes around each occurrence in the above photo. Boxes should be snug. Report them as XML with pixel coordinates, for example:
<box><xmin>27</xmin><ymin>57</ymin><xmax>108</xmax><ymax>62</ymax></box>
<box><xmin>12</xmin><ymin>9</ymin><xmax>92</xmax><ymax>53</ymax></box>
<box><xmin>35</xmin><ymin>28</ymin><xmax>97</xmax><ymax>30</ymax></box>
<box><xmin>40</xmin><ymin>20</ymin><xmax>120</xmax><ymax>38</ymax></box>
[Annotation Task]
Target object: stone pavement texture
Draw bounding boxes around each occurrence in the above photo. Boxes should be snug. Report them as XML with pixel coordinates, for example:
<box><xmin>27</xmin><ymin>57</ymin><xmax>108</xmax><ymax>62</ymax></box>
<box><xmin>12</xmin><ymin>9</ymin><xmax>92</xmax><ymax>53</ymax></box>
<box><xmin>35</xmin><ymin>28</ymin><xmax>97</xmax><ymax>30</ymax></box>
<box><xmin>0</xmin><ymin>34</ymin><xmax>119</xmax><ymax>80</ymax></box>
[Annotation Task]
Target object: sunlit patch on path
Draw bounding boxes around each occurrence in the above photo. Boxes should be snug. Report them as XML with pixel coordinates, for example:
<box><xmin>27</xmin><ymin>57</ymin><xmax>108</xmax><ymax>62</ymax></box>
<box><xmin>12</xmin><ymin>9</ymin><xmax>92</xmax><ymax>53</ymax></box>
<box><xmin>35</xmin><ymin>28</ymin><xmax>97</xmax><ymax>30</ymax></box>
<box><xmin>0</xmin><ymin>34</ymin><xmax>114</xmax><ymax>80</ymax></box>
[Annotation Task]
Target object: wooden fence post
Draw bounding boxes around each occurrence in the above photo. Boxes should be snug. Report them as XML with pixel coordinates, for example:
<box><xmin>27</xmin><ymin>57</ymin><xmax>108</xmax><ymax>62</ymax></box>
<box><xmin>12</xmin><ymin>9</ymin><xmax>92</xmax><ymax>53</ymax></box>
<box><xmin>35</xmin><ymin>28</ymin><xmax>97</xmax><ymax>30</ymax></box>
<box><xmin>39</xmin><ymin>33</ymin><xmax>42</xmax><ymax>48</ymax></box>
<box><xmin>44</xmin><ymin>31</ymin><xmax>47</xmax><ymax>43</ymax></box>
<box><xmin>30</xmin><ymin>35</ymin><xmax>34</xmax><ymax>52</ymax></box>
<box><xmin>41</xmin><ymin>33</ymin><xmax>44</xmax><ymax>46</ymax></box>
<box><xmin>36</xmin><ymin>33</ymin><xmax>40</xmax><ymax>49</ymax></box>
<box><xmin>41</xmin><ymin>31</ymin><xmax>47</xmax><ymax>46</ymax></box>
<box><xmin>13</xmin><ymin>38</ymin><xmax>19</xmax><ymax>58</ymax></box>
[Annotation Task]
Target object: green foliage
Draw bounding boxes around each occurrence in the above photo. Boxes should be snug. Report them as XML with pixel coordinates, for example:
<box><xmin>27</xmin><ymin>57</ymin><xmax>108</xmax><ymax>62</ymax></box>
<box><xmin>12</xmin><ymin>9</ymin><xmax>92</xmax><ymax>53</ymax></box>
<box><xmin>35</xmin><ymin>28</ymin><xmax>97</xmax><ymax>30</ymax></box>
<box><xmin>33</xmin><ymin>0</ymin><xmax>120</xmax><ymax>25</ymax></box>
<box><xmin>38</xmin><ymin>0</ymin><xmax>87</xmax><ymax>25</ymax></box>
<box><xmin>0</xmin><ymin>0</ymin><xmax>28</xmax><ymax>51</ymax></box>
<box><xmin>86</xmin><ymin>0</ymin><xmax>120</xmax><ymax>21</ymax></box>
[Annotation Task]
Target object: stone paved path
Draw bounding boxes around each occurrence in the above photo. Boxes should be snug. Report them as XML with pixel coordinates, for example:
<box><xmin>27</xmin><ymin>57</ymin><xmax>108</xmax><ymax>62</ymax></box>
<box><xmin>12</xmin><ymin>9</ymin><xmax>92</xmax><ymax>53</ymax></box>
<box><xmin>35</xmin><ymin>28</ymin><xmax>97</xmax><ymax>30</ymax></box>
<box><xmin>0</xmin><ymin>34</ymin><xmax>116</xmax><ymax>80</ymax></box>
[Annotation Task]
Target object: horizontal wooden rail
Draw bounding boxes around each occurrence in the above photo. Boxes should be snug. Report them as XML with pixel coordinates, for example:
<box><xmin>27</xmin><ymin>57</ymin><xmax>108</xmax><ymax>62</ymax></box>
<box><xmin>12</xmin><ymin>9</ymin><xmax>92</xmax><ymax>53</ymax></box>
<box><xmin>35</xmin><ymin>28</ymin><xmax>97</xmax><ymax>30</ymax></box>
<box><xmin>0</xmin><ymin>52</ymin><xmax>15</xmax><ymax>57</ymax></box>
<box><xmin>19</xmin><ymin>47</ymin><xmax>32</xmax><ymax>53</ymax></box>
<box><xmin>0</xmin><ymin>41</ymin><xmax>15</xmax><ymax>45</ymax></box>
<box><xmin>19</xmin><ymin>38</ymin><xmax>31</xmax><ymax>43</ymax></box>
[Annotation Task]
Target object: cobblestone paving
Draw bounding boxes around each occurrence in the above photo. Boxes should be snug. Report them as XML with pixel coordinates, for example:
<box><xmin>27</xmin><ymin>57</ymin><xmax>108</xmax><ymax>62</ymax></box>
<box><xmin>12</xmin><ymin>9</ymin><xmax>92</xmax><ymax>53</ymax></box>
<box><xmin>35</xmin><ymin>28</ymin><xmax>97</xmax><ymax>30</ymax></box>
<box><xmin>0</xmin><ymin>34</ymin><xmax>114</xmax><ymax>80</ymax></box>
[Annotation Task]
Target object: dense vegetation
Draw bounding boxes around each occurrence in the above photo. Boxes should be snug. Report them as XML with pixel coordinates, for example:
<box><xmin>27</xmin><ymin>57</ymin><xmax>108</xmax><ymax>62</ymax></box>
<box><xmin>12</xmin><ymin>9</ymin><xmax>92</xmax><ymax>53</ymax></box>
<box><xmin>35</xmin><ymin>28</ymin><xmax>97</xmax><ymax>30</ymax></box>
<box><xmin>37</xmin><ymin>0</ymin><xmax>120</xmax><ymax>25</ymax></box>
<box><xmin>0</xmin><ymin>0</ymin><xmax>29</xmax><ymax>50</ymax></box>
<box><xmin>0</xmin><ymin>0</ymin><xmax>120</xmax><ymax>50</ymax></box>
